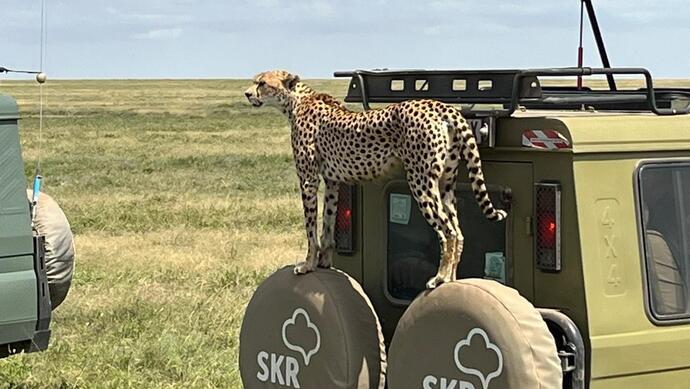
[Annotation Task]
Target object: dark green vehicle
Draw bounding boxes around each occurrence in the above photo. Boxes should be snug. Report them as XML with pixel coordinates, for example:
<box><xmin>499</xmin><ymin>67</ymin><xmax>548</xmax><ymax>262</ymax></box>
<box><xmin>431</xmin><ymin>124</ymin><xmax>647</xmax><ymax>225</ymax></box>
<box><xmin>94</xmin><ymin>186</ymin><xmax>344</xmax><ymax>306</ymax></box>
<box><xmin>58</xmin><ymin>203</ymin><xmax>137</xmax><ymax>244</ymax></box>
<box><xmin>0</xmin><ymin>86</ymin><xmax>74</xmax><ymax>359</ymax></box>
<box><xmin>0</xmin><ymin>94</ymin><xmax>52</xmax><ymax>358</ymax></box>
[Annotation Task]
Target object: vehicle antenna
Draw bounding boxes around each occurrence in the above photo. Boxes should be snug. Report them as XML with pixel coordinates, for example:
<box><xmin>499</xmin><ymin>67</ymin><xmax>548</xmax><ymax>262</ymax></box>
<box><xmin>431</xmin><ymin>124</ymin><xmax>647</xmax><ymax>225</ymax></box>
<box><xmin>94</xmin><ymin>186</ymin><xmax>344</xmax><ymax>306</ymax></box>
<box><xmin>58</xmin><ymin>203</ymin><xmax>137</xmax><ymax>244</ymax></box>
<box><xmin>577</xmin><ymin>0</ymin><xmax>584</xmax><ymax>90</ymax></box>
<box><xmin>31</xmin><ymin>0</ymin><xmax>49</xmax><ymax>224</ymax></box>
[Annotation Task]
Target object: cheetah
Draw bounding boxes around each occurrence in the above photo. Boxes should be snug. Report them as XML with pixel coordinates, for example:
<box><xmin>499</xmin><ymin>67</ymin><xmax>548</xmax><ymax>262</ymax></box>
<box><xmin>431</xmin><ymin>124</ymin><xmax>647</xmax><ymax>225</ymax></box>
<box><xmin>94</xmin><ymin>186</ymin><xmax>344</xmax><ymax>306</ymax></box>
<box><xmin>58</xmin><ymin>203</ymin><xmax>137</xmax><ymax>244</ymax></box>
<box><xmin>244</xmin><ymin>70</ymin><xmax>507</xmax><ymax>288</ymax></box>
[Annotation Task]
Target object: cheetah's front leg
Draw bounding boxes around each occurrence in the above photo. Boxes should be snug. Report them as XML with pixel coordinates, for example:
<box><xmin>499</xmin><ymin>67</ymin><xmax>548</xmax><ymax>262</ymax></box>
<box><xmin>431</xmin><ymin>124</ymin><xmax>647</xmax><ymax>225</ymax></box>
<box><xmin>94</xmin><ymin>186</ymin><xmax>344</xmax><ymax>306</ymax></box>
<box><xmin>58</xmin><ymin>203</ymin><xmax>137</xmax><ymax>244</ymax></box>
<box><xmin>294</xmin><ymin>179</ymin><xmax>320</xmax><ymax>275</ymax></box>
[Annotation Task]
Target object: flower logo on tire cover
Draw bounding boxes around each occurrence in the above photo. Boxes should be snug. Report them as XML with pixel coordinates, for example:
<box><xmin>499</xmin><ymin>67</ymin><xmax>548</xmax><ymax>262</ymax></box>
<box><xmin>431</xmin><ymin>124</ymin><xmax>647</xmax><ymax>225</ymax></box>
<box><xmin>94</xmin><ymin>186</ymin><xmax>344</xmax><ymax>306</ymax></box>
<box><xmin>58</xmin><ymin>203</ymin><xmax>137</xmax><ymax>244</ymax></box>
<box><xmin>282</xmin><ymin>308</ymin><xmax>321</xmax><ymax>366</ymax></box>
<box><xmin>454</xmin><ymin>328</ymin><xmax>504</xmax><ymax>389</ymax></box>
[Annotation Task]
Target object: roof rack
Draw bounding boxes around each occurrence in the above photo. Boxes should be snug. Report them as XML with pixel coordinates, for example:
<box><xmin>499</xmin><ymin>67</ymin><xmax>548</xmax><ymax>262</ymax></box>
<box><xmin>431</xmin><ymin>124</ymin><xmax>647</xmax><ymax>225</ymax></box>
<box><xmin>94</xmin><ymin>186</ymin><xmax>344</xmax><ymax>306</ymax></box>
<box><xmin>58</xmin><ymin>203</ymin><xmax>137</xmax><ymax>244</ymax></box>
<box><xmin>333</xmin><ymin>67</ymin><xmax>690</xmax><ymax>117</ymax></box>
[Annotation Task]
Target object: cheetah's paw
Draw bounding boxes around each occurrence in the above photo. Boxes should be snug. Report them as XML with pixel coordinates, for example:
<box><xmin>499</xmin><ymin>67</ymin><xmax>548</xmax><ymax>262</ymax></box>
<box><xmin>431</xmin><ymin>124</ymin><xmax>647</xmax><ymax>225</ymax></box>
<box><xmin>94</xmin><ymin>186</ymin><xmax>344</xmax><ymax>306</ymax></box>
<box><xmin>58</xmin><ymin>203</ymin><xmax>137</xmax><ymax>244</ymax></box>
<box><xmin>426</xmin><ymin>274</ymin><xmax>450</xmax><ymax>289</ymax></box>
<box><xmin>493</xmin><ymin>209</ymin><xmax>508</xmax><ymax>222</ymax></box>
<box><xmin>293</xmin><ymin>261</ymin><xmax>317</xmax><ymax>275</ymax></box>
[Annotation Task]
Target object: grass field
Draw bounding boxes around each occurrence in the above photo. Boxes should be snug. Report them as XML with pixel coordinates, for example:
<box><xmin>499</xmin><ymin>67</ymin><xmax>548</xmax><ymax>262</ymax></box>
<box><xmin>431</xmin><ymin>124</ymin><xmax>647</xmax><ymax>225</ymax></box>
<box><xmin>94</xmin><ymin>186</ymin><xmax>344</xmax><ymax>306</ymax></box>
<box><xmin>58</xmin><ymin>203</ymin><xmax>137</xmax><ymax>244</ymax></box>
<box><xmin>0</xmin><ymin>78</ymin><xmax>348</xmax><ymax>388</ymax></box>
<box><xmin>1</xmin><ymin>76</ymin><xmax>689</xmax><ymax>388</ymax></box>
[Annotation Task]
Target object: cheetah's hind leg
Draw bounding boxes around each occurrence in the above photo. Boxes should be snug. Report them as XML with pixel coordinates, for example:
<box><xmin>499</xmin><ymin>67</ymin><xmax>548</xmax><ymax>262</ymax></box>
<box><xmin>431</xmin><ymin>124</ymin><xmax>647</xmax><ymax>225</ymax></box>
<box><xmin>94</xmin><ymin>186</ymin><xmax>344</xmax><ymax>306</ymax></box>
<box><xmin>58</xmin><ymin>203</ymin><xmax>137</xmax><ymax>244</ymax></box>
<box><xmin>404</xmin><ymin>170</ymin><xmax>457</xmax><ymax>289</ymax></box>
<box><xmin>317</xmin><ymin>179</ymin><xmax>340</xmax><ymax>268</ymax></box>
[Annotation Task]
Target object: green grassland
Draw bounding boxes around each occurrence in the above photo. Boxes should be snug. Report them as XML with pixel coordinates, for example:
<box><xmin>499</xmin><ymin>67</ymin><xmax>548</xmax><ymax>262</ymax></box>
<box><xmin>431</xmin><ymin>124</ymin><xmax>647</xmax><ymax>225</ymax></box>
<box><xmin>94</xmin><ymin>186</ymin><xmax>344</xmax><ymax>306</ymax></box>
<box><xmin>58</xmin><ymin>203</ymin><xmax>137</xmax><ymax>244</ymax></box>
<box><xmin>0</xmin><ymin>76</ymin><xmax>688</xmax><ymax>388</ymax></box>
<box><xmin>0</xmin><ymin>78</ymin><xmax>348</xmax><ymax>388</ymax></box>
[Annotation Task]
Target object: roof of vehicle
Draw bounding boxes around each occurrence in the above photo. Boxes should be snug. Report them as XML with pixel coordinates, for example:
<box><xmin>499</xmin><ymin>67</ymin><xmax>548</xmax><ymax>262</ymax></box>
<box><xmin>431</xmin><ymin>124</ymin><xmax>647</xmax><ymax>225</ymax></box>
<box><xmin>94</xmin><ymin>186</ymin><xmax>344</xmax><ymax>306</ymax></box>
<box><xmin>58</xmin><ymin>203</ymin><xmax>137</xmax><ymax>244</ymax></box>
<box><xmin>0</xmin><ymin>94</ymin><xmax>19</xmax><ymax>120</ymax></box>
<box><xmin>335</xmin><ymin>68</ymin><xmax>690</xmax><ymax>118</ymax></box>
<box><xmin>511</xmin><ymin>110</ymin><xmax>659</xmax><ymax>118</ymax></box>
<box><xmin>334</xmin><ymin>69</ymin><xmax>690</xmax><ymax>154</ymax></box>
<box><xmin>503</xmin><ymin>110</ymin><xmax>690</xmax><ymax>154</ymax></box>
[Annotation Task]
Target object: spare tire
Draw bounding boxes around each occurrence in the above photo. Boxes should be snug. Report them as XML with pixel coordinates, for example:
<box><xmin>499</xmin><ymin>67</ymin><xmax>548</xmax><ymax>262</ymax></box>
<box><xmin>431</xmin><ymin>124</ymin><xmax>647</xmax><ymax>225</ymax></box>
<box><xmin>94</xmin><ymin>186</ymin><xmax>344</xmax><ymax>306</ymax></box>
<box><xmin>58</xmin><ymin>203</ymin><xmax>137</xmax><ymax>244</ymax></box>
<box><xmin>28</xmin><ymin>190</ymin><xmax>75</xmax><ymax>310</ymax></box>
<box><xmin>239</xmin><ymin>266</ymin><xmax>386</xmax><ymax>389</ymax></box>
<box><xmin>388</xmin><ymin>279</ymin><xmax>562</xmax><ymax>389</ymax></box>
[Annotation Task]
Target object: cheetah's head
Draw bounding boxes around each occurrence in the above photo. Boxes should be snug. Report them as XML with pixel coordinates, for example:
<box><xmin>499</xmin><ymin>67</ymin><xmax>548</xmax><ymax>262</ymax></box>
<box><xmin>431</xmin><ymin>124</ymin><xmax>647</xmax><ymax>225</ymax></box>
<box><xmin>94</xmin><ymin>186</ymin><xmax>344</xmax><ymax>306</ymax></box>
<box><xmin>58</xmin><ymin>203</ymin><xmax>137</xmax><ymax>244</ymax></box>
<box><xmin>244</xmin><ymin>70</ymin><xmax>300</xmax><ymax>108</ymax></box>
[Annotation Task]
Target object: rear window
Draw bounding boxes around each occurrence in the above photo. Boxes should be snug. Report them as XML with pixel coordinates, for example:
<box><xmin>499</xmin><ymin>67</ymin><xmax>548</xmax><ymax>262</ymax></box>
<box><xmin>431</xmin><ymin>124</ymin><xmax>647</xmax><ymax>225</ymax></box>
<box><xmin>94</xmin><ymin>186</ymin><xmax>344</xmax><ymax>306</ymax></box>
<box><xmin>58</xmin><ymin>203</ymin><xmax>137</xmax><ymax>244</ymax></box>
<box><xmin>386</xmin><ymin>186</ymin><xmax>507</xmax><ymax>301</ymax></box>
<box><xmin>638</xmin><ymin>162</ymin><xmax>690</xmax><ymax>320</ymax></box>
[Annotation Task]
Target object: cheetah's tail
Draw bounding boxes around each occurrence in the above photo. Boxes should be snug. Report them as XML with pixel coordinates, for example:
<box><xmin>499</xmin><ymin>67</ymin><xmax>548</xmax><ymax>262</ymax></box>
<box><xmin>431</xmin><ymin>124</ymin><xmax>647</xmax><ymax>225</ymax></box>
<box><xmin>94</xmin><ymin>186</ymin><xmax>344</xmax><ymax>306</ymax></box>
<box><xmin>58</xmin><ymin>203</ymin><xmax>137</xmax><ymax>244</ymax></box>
<box><xmin>441</xmin><ymin>105</ymin><xmax>507</xmax><ymax>222</ymax></box>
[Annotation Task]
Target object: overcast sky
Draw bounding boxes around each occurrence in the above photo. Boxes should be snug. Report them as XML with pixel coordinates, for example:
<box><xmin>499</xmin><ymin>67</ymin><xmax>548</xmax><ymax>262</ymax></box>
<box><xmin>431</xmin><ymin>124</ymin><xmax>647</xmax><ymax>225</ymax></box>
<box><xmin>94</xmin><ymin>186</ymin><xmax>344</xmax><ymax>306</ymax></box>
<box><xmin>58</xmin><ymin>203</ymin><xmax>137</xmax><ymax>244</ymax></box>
<box><xmin>1</xmin><ymin>0</ymin><xmax>689</xmax><ymax>79</ymax></box>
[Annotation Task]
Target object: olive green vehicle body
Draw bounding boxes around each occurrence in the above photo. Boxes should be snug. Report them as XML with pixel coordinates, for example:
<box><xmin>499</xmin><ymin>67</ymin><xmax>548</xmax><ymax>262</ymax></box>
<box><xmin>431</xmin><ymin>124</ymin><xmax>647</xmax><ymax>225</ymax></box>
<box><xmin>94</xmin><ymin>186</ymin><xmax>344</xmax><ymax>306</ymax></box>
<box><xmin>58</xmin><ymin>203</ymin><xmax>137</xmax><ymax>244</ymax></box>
<box><xmin>0</xmin><ymin>94</ymin><xmax>48</xmax><ymax>357</ymax></box>
<box><xmin>333</xmin><ymin>111</ymin><xmax>690</xmax><ymax>388</ymax></box>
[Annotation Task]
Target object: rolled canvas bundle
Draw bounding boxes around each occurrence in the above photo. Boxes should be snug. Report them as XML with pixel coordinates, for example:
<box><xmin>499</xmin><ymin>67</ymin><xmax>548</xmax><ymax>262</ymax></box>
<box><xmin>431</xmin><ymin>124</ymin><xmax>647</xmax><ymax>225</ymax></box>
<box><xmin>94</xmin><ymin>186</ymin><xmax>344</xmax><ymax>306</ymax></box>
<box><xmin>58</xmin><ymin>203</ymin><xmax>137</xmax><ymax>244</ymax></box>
<box><xmin>28</xmin><ymin>190</ymin><xmax>75</xmax><ymax>309</ymax></box>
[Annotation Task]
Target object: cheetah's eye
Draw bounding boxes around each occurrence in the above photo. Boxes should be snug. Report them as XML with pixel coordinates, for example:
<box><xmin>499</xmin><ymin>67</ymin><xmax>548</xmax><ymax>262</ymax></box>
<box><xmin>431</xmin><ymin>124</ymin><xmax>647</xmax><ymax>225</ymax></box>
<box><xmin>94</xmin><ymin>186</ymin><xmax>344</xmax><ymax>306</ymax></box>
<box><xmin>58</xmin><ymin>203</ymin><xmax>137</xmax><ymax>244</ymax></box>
<box><xmin>257</xmin><ymin>81</ymin><xmax>266</xmax><ymax>87</ymax></box>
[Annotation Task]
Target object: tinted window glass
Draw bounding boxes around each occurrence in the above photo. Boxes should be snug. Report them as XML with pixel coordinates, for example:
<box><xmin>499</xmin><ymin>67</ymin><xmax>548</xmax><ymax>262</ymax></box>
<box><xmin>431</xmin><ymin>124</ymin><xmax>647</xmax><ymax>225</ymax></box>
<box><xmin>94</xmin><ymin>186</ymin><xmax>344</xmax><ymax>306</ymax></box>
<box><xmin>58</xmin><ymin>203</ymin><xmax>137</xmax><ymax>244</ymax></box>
<box><xmin>639</xmin><ymin>163</ymin><xmax>690</xmax><ymax>319</ymax></box>
<box><xmin>387</xmin><ymin>187</ymin><xmax>507</xmax><ymax>301</ymax></box>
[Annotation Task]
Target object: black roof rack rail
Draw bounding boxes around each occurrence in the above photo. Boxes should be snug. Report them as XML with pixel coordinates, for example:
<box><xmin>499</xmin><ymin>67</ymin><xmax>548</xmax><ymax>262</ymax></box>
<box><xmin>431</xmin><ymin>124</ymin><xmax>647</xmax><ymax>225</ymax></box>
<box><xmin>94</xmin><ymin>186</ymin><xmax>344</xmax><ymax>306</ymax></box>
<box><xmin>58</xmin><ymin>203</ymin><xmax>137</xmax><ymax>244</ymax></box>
<box><xmin>333</xmin><ymin>67</ymin><xmax>690</xmax><ymax>117</ymax></box>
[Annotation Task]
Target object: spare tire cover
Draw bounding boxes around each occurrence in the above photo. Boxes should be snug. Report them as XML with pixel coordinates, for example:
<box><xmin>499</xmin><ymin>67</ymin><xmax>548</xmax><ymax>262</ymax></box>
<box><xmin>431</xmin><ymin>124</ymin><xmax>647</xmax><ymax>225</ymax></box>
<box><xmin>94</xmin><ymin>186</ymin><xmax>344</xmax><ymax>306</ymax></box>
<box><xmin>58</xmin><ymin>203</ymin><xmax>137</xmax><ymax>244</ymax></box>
<box><xmin>388</xmin><ymin>279</ymin><xmax>562</xmax><ymax>389</ymax></box>
<box><xmin>240</xmin><ymin>266</ymin><xmax>386</xmax><ymax>389</ymax></box>
<box><xmin>28</xmin><ymin>190</ymin><xmax>75</xmax><ymax>309</ymax></box>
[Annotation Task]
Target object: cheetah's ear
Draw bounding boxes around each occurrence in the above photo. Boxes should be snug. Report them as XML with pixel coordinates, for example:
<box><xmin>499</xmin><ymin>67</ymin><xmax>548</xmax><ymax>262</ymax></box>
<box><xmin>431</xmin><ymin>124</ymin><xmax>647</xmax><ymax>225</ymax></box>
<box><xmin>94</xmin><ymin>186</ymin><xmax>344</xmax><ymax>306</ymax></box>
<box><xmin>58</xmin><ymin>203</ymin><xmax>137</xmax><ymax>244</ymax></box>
<box><xmin>283</xmin><ymin>74</ymin><xmax>301</xmax><ymax>91</ymax></box>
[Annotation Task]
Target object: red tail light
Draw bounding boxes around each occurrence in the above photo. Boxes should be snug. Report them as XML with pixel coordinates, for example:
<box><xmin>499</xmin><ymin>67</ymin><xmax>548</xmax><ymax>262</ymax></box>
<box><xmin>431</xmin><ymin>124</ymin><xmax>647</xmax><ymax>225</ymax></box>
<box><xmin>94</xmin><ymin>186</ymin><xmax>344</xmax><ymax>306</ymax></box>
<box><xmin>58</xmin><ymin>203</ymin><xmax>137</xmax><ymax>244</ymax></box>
<box><xmin>339</xmin><ymin>208</ymin><xmax>352</xmax><ymax>230</ymax></box>
<box><xmin>538</xmin><ymin>215</ymin><xmax>557</xmax><ymax>248</ymax></box>
<box><xmin>335</xmin><ymin>184</ymin><xmax>356</xmax><ymax>254</ymax></box>
<box><xmin>535</xmin><ymin>183</ymin><xmax>561</xmax><ymax>271</ymax></box>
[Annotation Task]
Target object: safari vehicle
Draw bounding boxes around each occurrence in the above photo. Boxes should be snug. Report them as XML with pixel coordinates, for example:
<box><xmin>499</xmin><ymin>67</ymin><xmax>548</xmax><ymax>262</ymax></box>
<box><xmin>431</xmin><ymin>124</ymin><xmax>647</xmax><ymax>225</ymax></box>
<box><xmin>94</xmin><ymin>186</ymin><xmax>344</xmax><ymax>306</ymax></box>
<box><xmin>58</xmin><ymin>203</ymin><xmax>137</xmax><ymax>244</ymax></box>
<box><xmin>239</xmin><ymin>2</ymin><xmax>690</xmax><ymax>388</ymax></box>
<box><xmin>0</xmin><ymin>88</ymin><xmax>73</xmax><ymax>359</ymax></box>
<box><xmin>0</xmin><ymin>93</ymin><xmax>52</xmax><ymax>358</ymax></box>
<box><xmin>328</xmin><ymin>27</ymin><xmax>690</xmax><ymax>389</ymax></box>
<box><xmin>1</xmin><ymin>0</ymin><xmax>74</xmax><ymax>361</ymax></box>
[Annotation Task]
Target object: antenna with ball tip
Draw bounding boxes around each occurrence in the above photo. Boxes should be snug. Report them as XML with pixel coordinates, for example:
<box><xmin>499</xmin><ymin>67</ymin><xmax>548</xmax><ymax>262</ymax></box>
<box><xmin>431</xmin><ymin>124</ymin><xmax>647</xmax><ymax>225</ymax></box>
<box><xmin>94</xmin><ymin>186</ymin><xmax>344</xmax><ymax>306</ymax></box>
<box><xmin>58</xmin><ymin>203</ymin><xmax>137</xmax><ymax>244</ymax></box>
<box><xmin>31</xmin><ymin>0</ymin><xmax>49</xmax><ymax>225</ymax></box>
<box><xmin>577</xmin><ymin>0</ymin><xmax>584</xmax><ymax>90</ymax></box>
<box><xmin>1</xmin><ymin>1</ymin><xmax>49</xmax><ymax>225</ymax></box>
